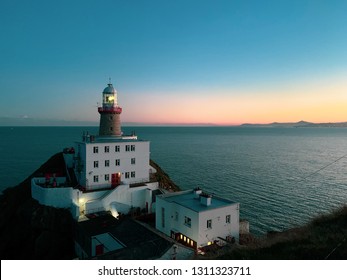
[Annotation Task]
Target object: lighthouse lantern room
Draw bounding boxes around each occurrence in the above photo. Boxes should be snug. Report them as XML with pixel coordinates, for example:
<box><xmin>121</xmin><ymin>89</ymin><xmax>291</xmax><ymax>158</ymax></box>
<box><xmin>98</xmin><ymin>82</ymin><xmax>123</xmax><ymax>136</ymax></box>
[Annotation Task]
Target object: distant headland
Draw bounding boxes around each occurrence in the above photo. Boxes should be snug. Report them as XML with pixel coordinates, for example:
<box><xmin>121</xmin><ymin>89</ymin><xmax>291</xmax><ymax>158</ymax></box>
<box><xmin>240</xmin><ymin>120</ymin><xmax>347</xmax><ymax>128</ymax></box>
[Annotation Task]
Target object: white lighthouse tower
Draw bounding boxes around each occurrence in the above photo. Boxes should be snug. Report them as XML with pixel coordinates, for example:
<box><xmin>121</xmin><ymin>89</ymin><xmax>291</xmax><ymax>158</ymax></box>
<box><xmin>98</xmin><ymin>82</ymin><xmax>122</xmax><ymax>136</ymax></box>
<box><xmin>66</xmin><ymin>82</ymin><xmax>155</xmax><ymax>192</ymax></box>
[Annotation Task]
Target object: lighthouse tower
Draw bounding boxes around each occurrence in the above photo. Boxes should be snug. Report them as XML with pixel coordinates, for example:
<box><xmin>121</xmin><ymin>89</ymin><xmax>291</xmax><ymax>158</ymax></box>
<box><xmin>98</xmin><ymin>82</ymin><xmax>122</xmax><ymax>136</ymax></box>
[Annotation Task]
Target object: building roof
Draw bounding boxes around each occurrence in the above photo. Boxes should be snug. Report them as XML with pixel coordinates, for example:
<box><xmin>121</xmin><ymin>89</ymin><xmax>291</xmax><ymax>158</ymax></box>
<box><xmin>75</xmin><ymin>213</ymin><xmax>173</xmax><ymax>259</ymax></box>
<box><xmin>158</xmin><ymin>189</ymin><xmax>238</xmax><ymax>212</ymax></box>
<box><xmin>103</xmin><ymin>83</ymin><xmax>116</xmax><ymax>94</ymax></box>
<box><xmin>76</xmin><ymin>135</ymin><xmax>149</xmax><ymax>145</ymax></box>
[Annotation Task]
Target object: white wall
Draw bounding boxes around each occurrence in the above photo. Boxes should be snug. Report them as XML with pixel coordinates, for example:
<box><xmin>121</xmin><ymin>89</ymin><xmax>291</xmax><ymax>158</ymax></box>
<box><xmin>76</xmin><ymin>140</ymin><xmax>150</xmax><ymax>191</ymax></box>
<box><xmin>197</xmin><ymin>203</ymin><xmax>239</xmax><ymax>247</ymax></box>
<box><xmin>156</xmin><ymin>195</ymin><xmax>199</xmax><ymax>242</ymax></box>
<box><xmin>99</xmin><ymin>182</ymin><xmax>159</xmax><ymax>215</ymax></box>
<box><xmin>31</xmin><ymin>178</ymin><xmax>78</xmax><ymax>209</ymax></box>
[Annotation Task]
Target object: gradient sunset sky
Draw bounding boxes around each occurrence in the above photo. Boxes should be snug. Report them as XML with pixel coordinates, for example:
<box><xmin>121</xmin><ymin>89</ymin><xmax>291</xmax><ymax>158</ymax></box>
<box><xmin>1</xmin><ymin>0</ymin><xmax>346</xmax><ymax>125</ymax></box>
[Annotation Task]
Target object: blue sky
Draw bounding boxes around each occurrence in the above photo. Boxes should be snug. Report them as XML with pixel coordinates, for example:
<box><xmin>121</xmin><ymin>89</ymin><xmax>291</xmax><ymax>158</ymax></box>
<box><xmin>1</xmin><ymin>0</ymin><xmax>346</xmax><ymax>125</ymax></box>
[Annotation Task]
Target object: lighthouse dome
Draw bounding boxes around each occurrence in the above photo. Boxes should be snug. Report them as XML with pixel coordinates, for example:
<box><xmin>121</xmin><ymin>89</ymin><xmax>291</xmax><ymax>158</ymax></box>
<box><xmin>103</xmin><ymin>83</ymin><xmax>116</xmax><ymax>94</ymax></box>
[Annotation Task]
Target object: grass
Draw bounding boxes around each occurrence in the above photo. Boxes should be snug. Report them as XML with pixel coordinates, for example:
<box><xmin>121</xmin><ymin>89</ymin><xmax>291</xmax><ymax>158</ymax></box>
<box><xmin>205</xmin><ymin>206</ymin><xmax>347</xmax><ymax>260</ymax></box>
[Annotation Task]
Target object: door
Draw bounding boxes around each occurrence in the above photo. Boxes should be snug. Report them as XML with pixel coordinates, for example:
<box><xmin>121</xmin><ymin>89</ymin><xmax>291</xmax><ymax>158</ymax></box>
<box><xmin>111</xmin><ymin>173</ymin><xmax>121</xmax><ymax>188</ymax></box>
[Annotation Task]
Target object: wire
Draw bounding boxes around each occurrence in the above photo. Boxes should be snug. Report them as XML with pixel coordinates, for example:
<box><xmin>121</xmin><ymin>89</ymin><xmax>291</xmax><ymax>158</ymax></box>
<box><xmin>296</xmin><ymin>153</ymin><xmax>347</xmax><ymax>183</ymax></box>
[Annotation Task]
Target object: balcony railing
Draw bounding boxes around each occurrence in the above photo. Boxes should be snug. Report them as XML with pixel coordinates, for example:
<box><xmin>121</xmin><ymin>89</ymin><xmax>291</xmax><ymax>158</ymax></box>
<box><xmin>98</xmin><ymin>107</ymin><xmax>122</xmax><ymax>114</ymax></box>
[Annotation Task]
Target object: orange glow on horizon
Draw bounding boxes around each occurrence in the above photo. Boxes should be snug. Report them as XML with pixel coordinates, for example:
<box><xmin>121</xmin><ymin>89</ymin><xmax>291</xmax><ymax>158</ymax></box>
<box><xmin>119</xmin><ymin>75</ymin><xmax>347</xmax><ymax>125</ymax></box>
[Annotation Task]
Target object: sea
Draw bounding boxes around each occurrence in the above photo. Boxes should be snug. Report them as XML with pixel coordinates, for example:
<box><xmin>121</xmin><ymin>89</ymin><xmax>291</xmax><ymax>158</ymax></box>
<box><xmin>1</xmin><ymin>126</ymin><xmax>347</xmax><ymax>235</ymax></box>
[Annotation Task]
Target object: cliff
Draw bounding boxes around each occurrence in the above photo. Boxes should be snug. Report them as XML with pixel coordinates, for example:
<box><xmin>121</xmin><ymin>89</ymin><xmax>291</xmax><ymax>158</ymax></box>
<box><xmin>0</xmin><ymin>153</ymin><xmax>75</xmax><ymax>259</ymax></box>
<box><xmin>150</xmin><ymin>159</ymin><xmax>180</xmax><ymax>192</ymax></box>
<box><xmin>0</xmin><ymin>153</ymin><xmax>180</xmax><ymax>259</ymax></box>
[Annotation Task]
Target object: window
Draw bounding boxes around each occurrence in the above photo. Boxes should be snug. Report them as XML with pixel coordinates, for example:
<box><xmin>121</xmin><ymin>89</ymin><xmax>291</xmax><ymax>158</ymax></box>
<box><xmin>105</xmin><ymin>174</ymin><xmax>109</xmax><ymax>181</ymax></box>
<box><xmin>104</xmin><ymin>146</ymin><xmax>109</xmax><ymax>153</ymax></box>
<box><xmin>125</xmin><ymin>172</ymin><xmax>130</xmax><ymax>179</ymax></box>
<box><xmin>131</xmin><ymin>171</ymin><xmax>135</xmax><ymax>178</ymax></box>
<box><xmin>125</xmin><ymin>145</ymin><xmax>130</xmax><ymax>152</ymax></box>
<box><xmin>115</xmin><ymin>159</ymin><xmax>120</xmax><ymax>166</ymax></box>
<box><xmin>94</xmin><ymin>161</ymin><xmax>99</xmax><ymax>168</ymax></box>
<box><xmin>131</xmin><ymin>158</ymin><xmax>136</xmax><ymax>165</ymax></box>
<box><xmin>105</xmin><ymin>160</ymin><xmax>109</xmax><ymax>167</ymax></box>
<box><xmin>161</xmin><ymin>207</ymin><xmax>165</xmax><ymax>228</ymax></box>
<box><xmin>175</xmin><ymin>211</ymin><xmax>179</xmax><ymax>221</ymax></box>
<box><xmin>93</xmin><ymin>175</ymin><xmax>99</xmax><ymax>182</ymax></box>
<box><xmin>115</xmin><ymin>145</ymin><xmax>120</xmax><ymax>152</ymax></box>
<box><xmin>93</xmin><ymin>146</ymin><xmax>98</xmax><ymax>153</ymax></box>
<box><xmin>226</xmin><ymin>215</ymin><xmax>231</xmax><ymax>224</ymax></box>
<box><xmin>184</xmin><ymin>216</ymin><xmax>191</xmax><ymax>227</ymax></box>
<box><xmin>131</xmin><ymin>145</ymin><xmax>135</xmax><ymax>151</ymax></box>
<box><xmin>207</xmin><ymin>219</ymin><xmax>212</xmax><ymax>229</ymax></box>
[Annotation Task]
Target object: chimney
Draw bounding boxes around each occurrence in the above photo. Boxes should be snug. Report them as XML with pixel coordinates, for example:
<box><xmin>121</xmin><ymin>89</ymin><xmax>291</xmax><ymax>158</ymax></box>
<box><xmin>200</xmin><ymin>193</ymin><xmax>212</xmax><ymax>206</ymax></box>
<box><xmin>194</xmin><ymin>187</ymin><xmax>202</xmax><ymax>198</ymax></box>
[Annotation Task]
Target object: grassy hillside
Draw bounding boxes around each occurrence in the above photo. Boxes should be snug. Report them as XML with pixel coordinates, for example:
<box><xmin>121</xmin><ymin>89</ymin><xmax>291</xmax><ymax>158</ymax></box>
<box><xmin>201</xmin><ymin>206</ymin><xmax>347</xmax><ymax>260</ymax></box>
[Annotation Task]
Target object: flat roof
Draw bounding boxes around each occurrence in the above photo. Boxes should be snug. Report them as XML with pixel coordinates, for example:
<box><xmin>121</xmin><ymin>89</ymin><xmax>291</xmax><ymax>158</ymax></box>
<box><xmin>159</xmin><ymin>190</ymin><xmax>238</xmax><ymax>212</ymax></box>
<box><xmin>75</xmin><ymin>213</ymin><xmax>172</xmax><ymax>259</ymax></box>
<box><xmin>76</xmin><ymin>138</ymin><xmax>149</xmax><ymax>144</ymax></box>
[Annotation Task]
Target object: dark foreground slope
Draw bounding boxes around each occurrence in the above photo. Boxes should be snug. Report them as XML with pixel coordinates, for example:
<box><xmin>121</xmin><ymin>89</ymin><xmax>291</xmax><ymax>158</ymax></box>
<box><xmin>0</xmin><ymin>153</ymin><xmax>180</xmax><ymax>259</ymax></box>
<box><xmin>201</xmin><ymin>206</ymin><xmax>347</xmax><ymax>260</ymax></box>
<box><xmin>0</xmin><ymin>153</ymin><xmax>75</xmax><ymax>259</ymax></box>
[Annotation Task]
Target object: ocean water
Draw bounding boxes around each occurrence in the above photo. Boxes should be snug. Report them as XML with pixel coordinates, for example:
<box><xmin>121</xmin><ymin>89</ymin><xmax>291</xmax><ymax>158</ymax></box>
<box><xmin>1</xmin><ymin>126</ymin><xmax>347</xmax><ymax>235</ymax></box>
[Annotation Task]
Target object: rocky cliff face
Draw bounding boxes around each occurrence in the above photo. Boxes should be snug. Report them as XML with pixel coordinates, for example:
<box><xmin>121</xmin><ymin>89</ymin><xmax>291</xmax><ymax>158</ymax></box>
<box><xmin>0</xmin><ymin>153</ymin><xmax>75</xmax><ymax>259</ymax></box>
<box><xmin>0</xmin><ymin>153</ymin><xmax>180</xmax><ymax>259</ymax></box>
<box><xmin>150</xmin><ymin>159</ymin><xmax>180</xmax><ymax>192</ymax></box>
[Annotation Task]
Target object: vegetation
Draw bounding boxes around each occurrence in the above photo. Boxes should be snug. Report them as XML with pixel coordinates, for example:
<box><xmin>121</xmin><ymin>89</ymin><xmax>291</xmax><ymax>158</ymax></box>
<box><xmin>150</xmin><ymin>159</ymin><xmax>180</xmax><ymax>192</ymax></box>
<box><xmin>199</xmin><ymin>206</ymin><xmax>347</xmax><ymax>260</ymax></box>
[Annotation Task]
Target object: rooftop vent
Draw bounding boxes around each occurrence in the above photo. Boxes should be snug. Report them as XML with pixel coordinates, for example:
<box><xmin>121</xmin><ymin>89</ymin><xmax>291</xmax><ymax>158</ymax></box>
<box><xmin>200</xmin><ymin>192</ymin><xmax>212</xmax><ymax>206</ymax></box>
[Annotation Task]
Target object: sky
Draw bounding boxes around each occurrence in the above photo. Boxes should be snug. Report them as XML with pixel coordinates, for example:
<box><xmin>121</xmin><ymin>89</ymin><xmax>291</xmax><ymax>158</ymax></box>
<box><xmin>0</xmin><ymin>0</ymin><xmax>346</xmax><ymax>125</ymax></box>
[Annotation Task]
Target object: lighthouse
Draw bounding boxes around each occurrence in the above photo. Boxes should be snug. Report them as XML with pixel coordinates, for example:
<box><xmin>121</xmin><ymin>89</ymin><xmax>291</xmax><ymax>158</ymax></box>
<box><xmin>98</xmin><ymin>82</ymin><xmax>122</xmax><ymax>136</ymax></box>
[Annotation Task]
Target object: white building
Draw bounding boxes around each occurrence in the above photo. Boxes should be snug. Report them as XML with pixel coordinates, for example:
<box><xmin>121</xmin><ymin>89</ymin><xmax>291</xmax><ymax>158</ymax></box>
<box><xmin>156</xmin><ymin>188</ymin><xmax>240</xmax><ymax>250</ymax></box>
<box><xmin>69</xmin><ymin>136</ymin><xmax>153</xmax><ymax>191</ymax></box>
<box><xmin>31</xmin><ymin>82</ymin><xmax>159</xmax><ymax>219</ymax></box>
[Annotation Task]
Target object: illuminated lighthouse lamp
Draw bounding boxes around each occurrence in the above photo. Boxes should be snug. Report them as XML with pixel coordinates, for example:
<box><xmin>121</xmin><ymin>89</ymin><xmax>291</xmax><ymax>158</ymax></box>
<box><xmin>98</xmin><ymin>83</ymin><xmax>122</xmax><ymax>114</ymax></box>
<box><xmin>98</xmin><ymin>82</ymin><xmax>123</xmax><ymax>136</ymax></box>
